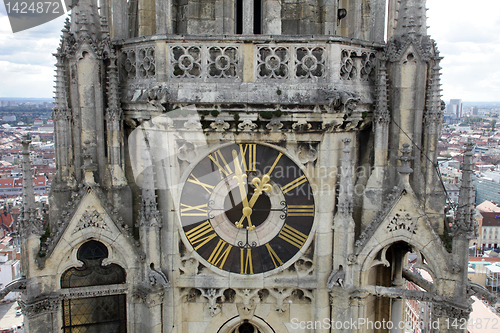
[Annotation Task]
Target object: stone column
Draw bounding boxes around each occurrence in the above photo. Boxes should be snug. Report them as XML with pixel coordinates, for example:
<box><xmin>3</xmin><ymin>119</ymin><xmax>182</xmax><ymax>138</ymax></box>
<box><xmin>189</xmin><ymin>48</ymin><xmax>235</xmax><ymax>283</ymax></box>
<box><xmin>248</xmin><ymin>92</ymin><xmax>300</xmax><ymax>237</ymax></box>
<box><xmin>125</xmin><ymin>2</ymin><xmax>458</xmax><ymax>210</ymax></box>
<box><xmin>139</xmin><ymin>0</ymin><xmax>156</xmax><ymax>36</ymax></box>
<box><xmin>243</xmin><ymin>0</ymin><xmax>254</xmax><ymax>34</ymax></box>
<box><xmin>390</xmin><ymin>247</ymin><xmax>405</xmax><ymax>333</ymax></box>
<box><xmin>262</xmin><ymin>0</ymin><xmax>281</xmax><ymax>34</ymax></box>
<box><xmin>362</xmin><ymin>56</ymin><xmax>390</xmax><ymax>227</ymax></box>
<box><xmin>321</xmin><ymin>0</ymin><xmax>337</xmax><ymax>35</ymax></box>
<box><xmin>112</xmin><ymin>0</ymin><xmax>129</xmax><ymax>38</ymax></box>
<box><xmin>369</xmin><ymin>0</ymin><xmax>386</xmax><ymax>42</ymax></box>
<box><xmin>156</xmin><ymin>0</ymin><xmax>172</xmax><ymax>34</ymax></box>
<box><xmin>330</xmin><ymin>138</ymin><xmax>356</xmax><ymax>332</ymax></box>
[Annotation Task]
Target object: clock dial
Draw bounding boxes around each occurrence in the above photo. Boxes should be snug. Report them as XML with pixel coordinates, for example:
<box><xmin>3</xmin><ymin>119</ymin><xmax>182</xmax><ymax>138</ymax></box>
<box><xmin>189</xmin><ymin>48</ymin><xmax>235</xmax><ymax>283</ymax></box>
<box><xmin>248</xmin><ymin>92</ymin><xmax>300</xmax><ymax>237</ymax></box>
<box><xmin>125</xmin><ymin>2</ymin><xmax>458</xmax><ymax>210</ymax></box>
<box><xmin>179</xmin><ymin>143</ymin><xmax>315</xmax><ymax>274</ymax></box>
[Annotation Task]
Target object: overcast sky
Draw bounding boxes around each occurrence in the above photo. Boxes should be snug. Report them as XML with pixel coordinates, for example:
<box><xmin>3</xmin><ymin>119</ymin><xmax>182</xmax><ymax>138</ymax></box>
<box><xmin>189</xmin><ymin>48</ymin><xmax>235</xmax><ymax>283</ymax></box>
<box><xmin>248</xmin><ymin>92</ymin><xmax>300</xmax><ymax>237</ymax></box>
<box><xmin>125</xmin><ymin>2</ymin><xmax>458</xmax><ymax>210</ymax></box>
<box><xmin>0</xmin><ymin>0</ymin><xmax>499</xmax><ymax>102</ymax></box>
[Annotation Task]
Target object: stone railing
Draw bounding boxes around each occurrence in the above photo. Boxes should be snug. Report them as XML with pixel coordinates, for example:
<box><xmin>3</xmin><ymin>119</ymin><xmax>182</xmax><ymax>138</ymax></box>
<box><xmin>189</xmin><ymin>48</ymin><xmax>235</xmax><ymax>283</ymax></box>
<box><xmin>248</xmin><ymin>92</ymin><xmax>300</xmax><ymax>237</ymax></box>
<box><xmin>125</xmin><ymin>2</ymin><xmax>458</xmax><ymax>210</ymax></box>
<box><xmin>119</xmin><ymin>38</ymin><xmax>380</xmax><ymax>86</ymax></box>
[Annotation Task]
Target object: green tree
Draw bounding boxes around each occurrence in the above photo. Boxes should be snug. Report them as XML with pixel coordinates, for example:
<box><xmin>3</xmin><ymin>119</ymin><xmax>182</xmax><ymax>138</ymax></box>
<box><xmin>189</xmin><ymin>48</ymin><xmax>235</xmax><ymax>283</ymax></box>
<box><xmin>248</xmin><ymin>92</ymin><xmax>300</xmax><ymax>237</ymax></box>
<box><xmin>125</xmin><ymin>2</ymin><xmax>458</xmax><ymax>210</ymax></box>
<box><xmin>490</xmin><ymin>119</ymin><xmax>497</xmax><ymax>131</ymax></box>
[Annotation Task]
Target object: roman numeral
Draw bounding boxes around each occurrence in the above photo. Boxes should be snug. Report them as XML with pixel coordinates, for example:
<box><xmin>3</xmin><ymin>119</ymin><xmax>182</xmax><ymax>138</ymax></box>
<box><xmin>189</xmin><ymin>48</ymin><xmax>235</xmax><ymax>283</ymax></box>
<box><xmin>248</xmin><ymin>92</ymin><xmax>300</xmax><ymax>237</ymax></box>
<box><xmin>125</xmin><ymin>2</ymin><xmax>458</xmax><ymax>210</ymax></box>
<box><xmin>187</xmin><ymin>174</ymin><xmax>214</xmax><ymax>194</ymax></box>
<box><xmin>281</xmin><ymin>175</ymin><xmax>307</xmax><ymax>194</ymax></box>
<box><xmin>239</xmin><ymin>144</ymin><xmax>257</xmax><ymax>171</ymax></box>
<box><xmin>185</xmin><ymin>220</ymin><xmax>217</xmax><ymax>250</ymax></box>
<box><xmin>278</xmin><ymin>224</ymin><xmax>307</xmax><ymax>249</ymax></box>
<box><xmin>180</xmin><ymin>203</ymin><xmax>208</xmax><ymax>216</ymax></box>
<box><xmin>265</xmin><ymin>243</ymin><xmax>284</xmax><ymax>269</ymax></box>
<box><xmin>240</xmin><ymin>248</ymin><xmax>254</xmax><ymax>274</ymax></box>
<box><xmin>266</xmin><ymin>152</ymin><xmax>283</xmax><ymax>175</ymax></box>
<box><xmin>287</xmin><ymin>205</ymin><xmax>314</xmax><ymax>217</ymax></box>
<box><xmin>209</xmin><ymin>149</ymin><xmax>232</xmax><ymax>179</ymax></box>
<box><xmin>208</xmin><ymin>239</ymin><xmax>233</xmax><ymax>269</ymax></box>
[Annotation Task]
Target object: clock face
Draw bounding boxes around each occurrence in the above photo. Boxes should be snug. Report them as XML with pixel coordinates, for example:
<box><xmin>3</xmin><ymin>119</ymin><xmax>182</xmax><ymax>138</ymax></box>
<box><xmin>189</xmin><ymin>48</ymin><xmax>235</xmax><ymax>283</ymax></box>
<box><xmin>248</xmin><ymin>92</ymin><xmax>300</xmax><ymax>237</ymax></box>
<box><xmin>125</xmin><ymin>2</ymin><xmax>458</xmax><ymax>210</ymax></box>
<box><xmin>179</xmin><ymin>143</ymin><xmax>315</xmax><ymax>275</ymax></box>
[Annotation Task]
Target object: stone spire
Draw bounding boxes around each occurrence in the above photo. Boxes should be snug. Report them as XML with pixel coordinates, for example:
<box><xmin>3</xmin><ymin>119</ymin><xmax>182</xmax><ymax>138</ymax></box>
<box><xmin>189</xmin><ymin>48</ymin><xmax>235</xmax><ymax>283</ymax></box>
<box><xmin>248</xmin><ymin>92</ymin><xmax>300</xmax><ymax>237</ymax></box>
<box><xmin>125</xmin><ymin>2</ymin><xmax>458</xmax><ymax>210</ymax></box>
<box><xmin>374</xmin><ymin>57</ymin><xmax>390</xmax><ymax>126</ymax></box>
<box><xmin>394</xmin><ymin>0</ymin><xmax>428</xmax><ymax>38</ymax></box>
<box><xmin>452</xmin><ymin>139</ymin><xmax>477</xmax><ymax>238</ymax></box>
<box><xmin>20</xmin><ymin>135</ymin><xmax>42</xmax><ymax>237</ymax></box>
<box><xmin>337</xmin><ymin>139</ymin><xmax>353</xmax><ymax>215</ymax></box>
<box><xmin>424</xmin><ymin>44</ymin><xmax>444</xmax><ymax>125</ymax></box>
<box><xmin>71</xmin><ymin>0</ymin><xmax>101</xmax><ymax>41</ymax></box>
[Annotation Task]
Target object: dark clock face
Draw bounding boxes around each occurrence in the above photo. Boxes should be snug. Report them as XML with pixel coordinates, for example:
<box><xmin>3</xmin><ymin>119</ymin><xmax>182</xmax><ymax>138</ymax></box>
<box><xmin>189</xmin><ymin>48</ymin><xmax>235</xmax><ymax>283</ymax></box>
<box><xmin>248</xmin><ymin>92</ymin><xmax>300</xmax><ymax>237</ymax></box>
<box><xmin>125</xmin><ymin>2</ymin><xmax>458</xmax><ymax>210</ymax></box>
<box><xmin>179</xmin><ymin>143</ymin><xmax>315</xmax><ymax>275</ymax></box>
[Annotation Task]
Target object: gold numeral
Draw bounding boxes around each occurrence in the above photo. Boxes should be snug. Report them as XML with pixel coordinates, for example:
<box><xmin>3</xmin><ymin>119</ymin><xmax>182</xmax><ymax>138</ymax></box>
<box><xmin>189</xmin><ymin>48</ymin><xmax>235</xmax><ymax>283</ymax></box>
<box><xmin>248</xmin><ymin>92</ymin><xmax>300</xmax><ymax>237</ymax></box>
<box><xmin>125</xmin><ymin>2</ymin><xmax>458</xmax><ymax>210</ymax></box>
<box><xmin>278</xmin><ymin>224</ymin><xmax>307</xmax><ymax>249</ymax></box>
<box><xmin>187</xmin><ymin>174</ymin><xmax>214</xmax><ymax>194</ymax></box>
<box><xmin>287</xmin><ymin>205</ymin><xmax>314</xmax><ymax>217</ymax></box>
<box><xmin>185</xmin><ymin>220</ymin><xmax>217</xmax><ymax>250</ymax></box>
<box><xmin>282</xmin><ymin>175</ymin><xmax>307</xmax><ymax>194</ymax></box>
<box><xmin>265</xmin><ymin>243</ymin><xmax>284</xmax><ymax>268</ymax></box>
<box><xmin>266</xmin><ymin>152</ymin><xmax>283</xmax><ymax>176</ymax></box>
<box><xmin>180</xmin><ymin>203</ymin><xmax>208</xmax><ymax>216</ymax></box>
<box><xmin>240</xmin><ymin>248</ymin><xmax>254</xmax><ymax>274</ymax></box>
<box><xmin>239</xmin><ymin>144</ymin><xmax>257</xmax><ymax>171</ymax></box>
<box><xmin>208</xmin><ymin>240</ymin><xmax>233</xmax><ymax>269</ymax></box>
<box><xmin>209</xmin><ymin>150</ymin><xmax>232</xmax><ymax>179</ymax></box>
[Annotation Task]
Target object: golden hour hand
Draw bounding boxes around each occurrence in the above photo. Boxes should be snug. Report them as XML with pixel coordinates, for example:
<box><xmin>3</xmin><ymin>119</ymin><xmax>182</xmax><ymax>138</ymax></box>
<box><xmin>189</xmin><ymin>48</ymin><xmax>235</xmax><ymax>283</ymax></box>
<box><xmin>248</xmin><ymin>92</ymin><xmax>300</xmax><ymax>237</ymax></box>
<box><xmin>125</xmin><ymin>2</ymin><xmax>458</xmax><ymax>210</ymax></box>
<box><xmin>232</xmin><ymin>150</ymin><xmax>255</xmax><ymax>230</ymax></box>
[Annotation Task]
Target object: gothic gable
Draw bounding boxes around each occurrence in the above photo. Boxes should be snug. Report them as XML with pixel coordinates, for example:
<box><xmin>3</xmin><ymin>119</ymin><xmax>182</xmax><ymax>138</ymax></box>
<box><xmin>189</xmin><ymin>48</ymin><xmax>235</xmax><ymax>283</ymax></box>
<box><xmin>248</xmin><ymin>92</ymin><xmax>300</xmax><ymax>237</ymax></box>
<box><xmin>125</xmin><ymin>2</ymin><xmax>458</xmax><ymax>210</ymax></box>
<box><xmin>44</xmin><ymin>187</ymin><xmax>140</xmax><ymax>276</ymax></box>
<box><xmin>355</xmin><ymin>184</ymin><xmax>449</xmax><ymax>280</ymax></box>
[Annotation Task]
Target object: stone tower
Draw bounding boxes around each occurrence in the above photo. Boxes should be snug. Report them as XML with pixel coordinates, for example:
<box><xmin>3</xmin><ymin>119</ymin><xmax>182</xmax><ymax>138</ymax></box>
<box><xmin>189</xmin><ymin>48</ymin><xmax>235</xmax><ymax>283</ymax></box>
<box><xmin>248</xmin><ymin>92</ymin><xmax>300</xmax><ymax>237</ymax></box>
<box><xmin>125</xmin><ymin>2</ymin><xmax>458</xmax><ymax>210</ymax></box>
<box><xmin>11</xmin><ymin>0</ymin><xmax>494</xmax><ymax>332</ymax></box>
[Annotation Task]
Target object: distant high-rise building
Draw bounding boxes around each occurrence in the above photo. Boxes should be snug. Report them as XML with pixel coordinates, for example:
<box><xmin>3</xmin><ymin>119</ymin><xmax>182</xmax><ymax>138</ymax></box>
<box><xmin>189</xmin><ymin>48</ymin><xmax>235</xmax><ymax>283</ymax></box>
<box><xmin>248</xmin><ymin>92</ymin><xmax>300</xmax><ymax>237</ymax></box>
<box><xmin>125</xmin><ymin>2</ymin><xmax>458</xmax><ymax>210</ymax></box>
<box><xmin>448</xmin><ymin>99</ymin><xmax>463</xmax><ymax>117</ymax></box>
<box><xmin>472</xmin><ymin>107</ymin><xmax>479</xmax><ymax>115</ymax></box>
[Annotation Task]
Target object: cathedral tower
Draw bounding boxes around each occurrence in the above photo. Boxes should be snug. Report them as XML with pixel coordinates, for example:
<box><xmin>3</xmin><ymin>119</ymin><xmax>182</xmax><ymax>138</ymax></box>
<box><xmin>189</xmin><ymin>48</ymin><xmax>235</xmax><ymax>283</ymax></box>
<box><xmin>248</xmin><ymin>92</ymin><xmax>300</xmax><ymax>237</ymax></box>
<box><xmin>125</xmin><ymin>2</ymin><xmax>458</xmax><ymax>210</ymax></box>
<box><xmin>8</xmin><ymin>1</ymin><xmax>490</xmax><ymax>332</ymax></box>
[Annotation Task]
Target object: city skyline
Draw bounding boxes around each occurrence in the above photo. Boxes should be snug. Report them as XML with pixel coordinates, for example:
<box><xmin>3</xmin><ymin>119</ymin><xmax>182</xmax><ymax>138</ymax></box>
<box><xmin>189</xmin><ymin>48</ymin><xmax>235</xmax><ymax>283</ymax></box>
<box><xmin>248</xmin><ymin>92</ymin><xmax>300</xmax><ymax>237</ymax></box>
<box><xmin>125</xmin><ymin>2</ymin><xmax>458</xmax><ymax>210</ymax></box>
<box><xmin>0</xmin><ymin>0</ymin><xmax>499</xmax><ymax>102</ymax></box>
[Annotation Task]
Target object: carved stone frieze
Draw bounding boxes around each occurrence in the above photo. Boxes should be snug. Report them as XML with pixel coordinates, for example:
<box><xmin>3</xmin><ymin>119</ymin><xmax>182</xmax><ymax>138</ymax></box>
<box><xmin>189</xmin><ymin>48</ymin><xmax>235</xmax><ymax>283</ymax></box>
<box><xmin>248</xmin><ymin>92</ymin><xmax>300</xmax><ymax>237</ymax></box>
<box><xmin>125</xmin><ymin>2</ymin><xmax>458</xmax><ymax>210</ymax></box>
<box><xmin>61</xmin><ymin>287</ymin><xmax>128</xmax><ymax>299</ymax></box>
<box><xmin>386</xmin><ymin>210</ymin><xmax>417</xmax><ymax>234</ymax></box>
<box><xmin>19</xmin><ymin>296</ymin><xmax>61</xmax><ymax>319</ymax></box>
<box><xmin>73</xmin><ymin>209</ymin><xmax>111</xmax><ymax>234</ymax></box>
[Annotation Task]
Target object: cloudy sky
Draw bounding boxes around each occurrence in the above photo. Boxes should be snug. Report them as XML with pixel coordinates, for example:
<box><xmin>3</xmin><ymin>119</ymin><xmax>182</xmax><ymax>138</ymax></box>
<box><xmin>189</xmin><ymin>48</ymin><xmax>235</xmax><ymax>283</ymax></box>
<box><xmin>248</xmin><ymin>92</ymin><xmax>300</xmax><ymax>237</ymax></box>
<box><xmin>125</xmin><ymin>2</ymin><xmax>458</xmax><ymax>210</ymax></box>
<box><xmin>0</xmin><ymin>0</ymin><xmax>499</xmax><ymax>102</ymax></box>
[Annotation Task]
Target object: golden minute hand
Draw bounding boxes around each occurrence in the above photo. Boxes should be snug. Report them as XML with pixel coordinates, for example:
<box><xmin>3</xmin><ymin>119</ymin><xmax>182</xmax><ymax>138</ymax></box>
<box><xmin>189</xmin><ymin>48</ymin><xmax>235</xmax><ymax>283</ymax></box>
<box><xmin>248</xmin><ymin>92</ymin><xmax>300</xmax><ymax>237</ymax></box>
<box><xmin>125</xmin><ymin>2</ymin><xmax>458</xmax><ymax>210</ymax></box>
<box><xmin>247</xmin><ymin>152</ymin><xmax>282</xmax><ymax>208</ymax></box>
<box><xmin>232</xmin><ymin>150</ymin><xmax>253</xmax><ymax>229</ymax></box>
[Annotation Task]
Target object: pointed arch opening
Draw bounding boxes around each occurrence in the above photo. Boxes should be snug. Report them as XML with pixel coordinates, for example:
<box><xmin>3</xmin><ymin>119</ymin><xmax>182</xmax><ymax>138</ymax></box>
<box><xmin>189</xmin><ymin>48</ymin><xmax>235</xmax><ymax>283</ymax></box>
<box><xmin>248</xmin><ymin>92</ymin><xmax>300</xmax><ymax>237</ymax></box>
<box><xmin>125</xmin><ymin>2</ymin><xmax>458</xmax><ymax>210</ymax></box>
<box><xmin>61</xmin><ymin>240</ymin><xmax>127</xmax><ymax>333</ymax></box>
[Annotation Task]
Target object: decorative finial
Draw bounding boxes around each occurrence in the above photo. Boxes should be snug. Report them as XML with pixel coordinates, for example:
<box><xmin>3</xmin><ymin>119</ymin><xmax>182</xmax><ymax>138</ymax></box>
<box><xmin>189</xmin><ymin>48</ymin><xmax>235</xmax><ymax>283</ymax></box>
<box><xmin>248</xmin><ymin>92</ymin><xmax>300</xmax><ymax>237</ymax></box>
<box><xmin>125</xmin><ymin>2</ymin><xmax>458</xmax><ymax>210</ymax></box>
<box><xmin>397</xmin><ymin>143</ymin><xmax>414</xmax><ymax>175</ymax></box>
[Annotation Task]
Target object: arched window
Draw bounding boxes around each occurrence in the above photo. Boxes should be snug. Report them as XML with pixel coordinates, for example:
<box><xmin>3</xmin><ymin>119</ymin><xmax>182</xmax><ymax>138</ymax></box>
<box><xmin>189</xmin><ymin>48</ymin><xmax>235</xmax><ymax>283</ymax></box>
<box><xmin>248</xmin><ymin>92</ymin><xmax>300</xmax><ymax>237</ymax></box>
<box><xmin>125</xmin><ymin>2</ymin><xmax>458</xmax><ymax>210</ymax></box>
<box><xmin>231</xmin><ymin>322</ymin><xmax>262</xmax><ymax>333</ymax></box>
<box><xmin>61</xmin><ymin>240</ymin><xmax>127</xmax><ymax>333</ymax></box>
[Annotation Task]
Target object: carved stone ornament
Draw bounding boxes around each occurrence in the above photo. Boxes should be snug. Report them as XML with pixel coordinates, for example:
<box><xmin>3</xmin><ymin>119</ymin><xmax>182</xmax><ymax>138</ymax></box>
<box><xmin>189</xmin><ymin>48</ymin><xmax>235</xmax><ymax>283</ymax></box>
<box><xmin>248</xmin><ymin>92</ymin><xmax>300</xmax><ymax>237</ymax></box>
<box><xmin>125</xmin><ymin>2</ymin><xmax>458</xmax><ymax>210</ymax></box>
<box><xmin>177</xmin><ymin>140</ymin><xmax>198</xmax><ymax>163</ymax></box>
<box><xmin>199</xmin><ymin>288</ymin><xmax>225</xmax><ymax>316</ymax></box>
<box><xmin>235</xmin><ymin>289</ymin><xmax>260</xmax><ymax>314</ymax></box>
<box><xmin>19</xmin><ymin>296</ymin><xmax>61</xmax><ymax>318</ymax></box>
<box><xmin>238</xmin><ymin>119</ymin><xmax>258</xmax><ymax>132</ymax></box>
<box><xmin>210</xmin><ymin>118</ymin><xmax>230</xmax><ymax>132</ymax></box>
<box><xmin>432</xmin><ymin>302</ymin><xmax>471</xmax><ymax>320</ymax></box>
<box><xmin>294</xmin><ymin>256</ymin><xmax>314</xmax><ymax>277</ymax></box>
<box><xmin>296</xmin><ymin>143</ymin><xmax>318</xmax><ymax>165</ymax></box>
<box><xmin>327</xmin><ymin>267</ymin><xmax>346</xmax><ymax>290</ymax></box>
<box><xmin>73</xmin><ymin>209</ymin><xmax>111</xmax><ymax>234</ymax></box>
<box><xmin>386</xmin><ymin>210</ymin><xmax>417</xmax><ymax>234</ymax></box>
<box><xmin>183</xmin><ymin>117</ymin><xmax>202</xmax><ymax>131</ymax></box>
<box><xmin>268</xmin><ymin>288</ymin><xmax>294</xmax><ymax>313</ymax></box>
<box><xmin>266</xmin><ymin>118</ymin><xmax>283</xmax><ymax>132</ymax></box>
<box><xmin>321</xmin><ymin>88</ymin><xmax>359</xmax><ymax>114</ymax></box>
<box><xmin>148</xmin><ymin>266</ymin><xmax>170</xmax><ymax>289</ymax></box>
<box><xmin>292</xmin><ymin>119</ymin><xmax>312</xmax><ymax>132</ymax></box>
<box><xmin>137</xmin><ymin>198</ymin><xmax>161</xmax><ymax>229</ymax></box>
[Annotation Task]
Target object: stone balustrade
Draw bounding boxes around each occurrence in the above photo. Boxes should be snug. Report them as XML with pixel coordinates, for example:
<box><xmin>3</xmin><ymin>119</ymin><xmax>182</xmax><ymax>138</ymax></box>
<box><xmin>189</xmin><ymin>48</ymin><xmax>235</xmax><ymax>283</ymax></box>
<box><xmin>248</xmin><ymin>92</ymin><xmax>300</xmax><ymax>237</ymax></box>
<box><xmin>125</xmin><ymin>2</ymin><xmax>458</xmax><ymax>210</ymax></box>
<box><xmin>118</xmin><ymin>37</ymin><xmax>382</xmax><ymax>106</ymax></box>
